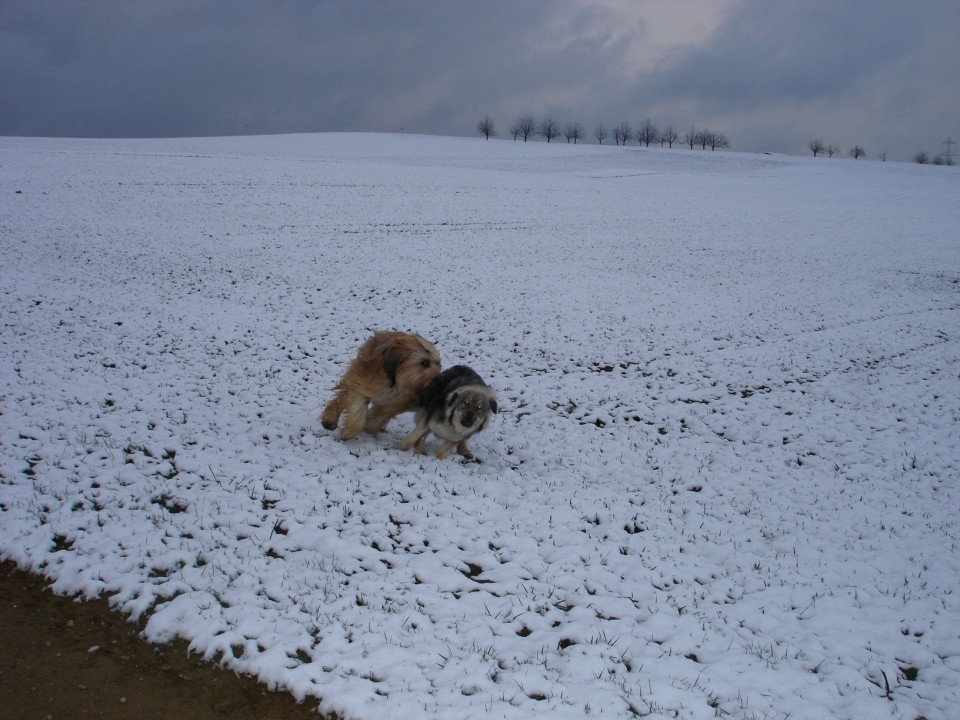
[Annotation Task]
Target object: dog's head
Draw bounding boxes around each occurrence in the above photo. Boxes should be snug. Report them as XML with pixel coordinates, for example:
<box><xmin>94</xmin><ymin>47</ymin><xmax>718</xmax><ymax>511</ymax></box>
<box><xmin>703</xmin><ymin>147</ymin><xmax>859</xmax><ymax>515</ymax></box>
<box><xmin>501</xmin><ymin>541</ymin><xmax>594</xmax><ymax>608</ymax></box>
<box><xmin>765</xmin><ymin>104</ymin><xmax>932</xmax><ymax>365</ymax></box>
<box><xmin>380</xmin><ymin>333</ymin><xmax>441</xmax><ymax>392</ymax></box>
<box><xmin>447</xmin><ymin>385</ymin><xmax>497</xmax><ymax>435</ymax></box>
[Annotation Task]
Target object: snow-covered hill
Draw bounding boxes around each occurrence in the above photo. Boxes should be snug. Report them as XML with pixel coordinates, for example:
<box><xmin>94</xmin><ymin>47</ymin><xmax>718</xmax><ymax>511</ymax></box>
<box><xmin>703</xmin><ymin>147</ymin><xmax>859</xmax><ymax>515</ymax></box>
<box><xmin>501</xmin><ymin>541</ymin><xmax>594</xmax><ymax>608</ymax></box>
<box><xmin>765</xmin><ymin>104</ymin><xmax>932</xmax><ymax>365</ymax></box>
<box><xmin>2</xmin><ymin>133</ymin><xmax>958</xmax><ymax>719</ymax></box>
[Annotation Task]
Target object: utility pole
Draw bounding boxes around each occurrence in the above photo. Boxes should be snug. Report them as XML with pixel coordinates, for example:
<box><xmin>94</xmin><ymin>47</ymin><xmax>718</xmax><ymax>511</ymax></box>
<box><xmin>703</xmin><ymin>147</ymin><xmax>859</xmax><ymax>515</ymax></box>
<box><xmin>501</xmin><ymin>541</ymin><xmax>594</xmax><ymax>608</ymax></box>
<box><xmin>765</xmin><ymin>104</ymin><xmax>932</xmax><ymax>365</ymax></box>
<box><xmin>937</xmin><ymin>137</ymin><xmax>956</xmax><ymax>166</ymax></box>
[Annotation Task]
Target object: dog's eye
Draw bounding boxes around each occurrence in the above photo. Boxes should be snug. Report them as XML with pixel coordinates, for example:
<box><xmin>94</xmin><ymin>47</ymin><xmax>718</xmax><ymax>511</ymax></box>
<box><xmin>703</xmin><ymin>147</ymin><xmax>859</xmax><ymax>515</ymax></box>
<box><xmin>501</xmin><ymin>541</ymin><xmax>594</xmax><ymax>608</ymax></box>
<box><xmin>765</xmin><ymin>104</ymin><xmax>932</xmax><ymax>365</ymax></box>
<box><xmin>422</xmin><ymin>360</ymin><xmax>431</xmax><ymax>368</ymax></box>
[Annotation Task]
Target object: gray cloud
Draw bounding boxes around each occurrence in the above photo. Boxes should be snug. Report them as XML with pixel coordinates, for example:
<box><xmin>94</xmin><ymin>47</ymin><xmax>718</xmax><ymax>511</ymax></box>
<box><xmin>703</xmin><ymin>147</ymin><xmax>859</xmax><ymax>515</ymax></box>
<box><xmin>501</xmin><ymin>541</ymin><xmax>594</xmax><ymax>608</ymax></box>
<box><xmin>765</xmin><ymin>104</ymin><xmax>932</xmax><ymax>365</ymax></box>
<box><xmin>643</xmin><ymin>2</ymin><xmax>926</xmax><ymax>106</ymax></box>
<box><xmin>629</xmin><ymin>1</ymin><xmax>960</xmax><ymax>157</ymax></box>
<box><xmin>1</xmin><ymin>0</ymin><xmax>957</xmax><ymax>160</ymax></box>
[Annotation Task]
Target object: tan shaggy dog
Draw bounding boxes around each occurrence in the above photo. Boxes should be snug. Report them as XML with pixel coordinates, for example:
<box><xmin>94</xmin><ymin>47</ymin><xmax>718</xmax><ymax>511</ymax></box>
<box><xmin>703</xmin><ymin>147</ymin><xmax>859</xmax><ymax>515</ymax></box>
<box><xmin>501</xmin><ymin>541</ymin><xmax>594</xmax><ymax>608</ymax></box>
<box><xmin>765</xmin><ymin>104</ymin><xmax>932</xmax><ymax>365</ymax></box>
<box><xmin>321</xmin><ymin>331</ymin><xmax>441</xmax><ymax>441</ymax></box>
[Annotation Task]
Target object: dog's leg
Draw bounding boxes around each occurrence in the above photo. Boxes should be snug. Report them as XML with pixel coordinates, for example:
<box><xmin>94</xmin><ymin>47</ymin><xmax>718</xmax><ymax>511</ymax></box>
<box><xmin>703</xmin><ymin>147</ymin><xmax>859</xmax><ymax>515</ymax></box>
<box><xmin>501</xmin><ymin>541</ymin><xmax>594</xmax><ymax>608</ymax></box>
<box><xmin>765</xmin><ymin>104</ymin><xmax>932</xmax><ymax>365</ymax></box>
<box><xmin>398</xmin><ymin>414</ymin><xmax>430</xmax><ymax>452</ymax></box>
<box><xmin>398</xmin><ymin>427</ymin><xmax>429</xmax><ymax>452</ymax></box>
<box><xmin>340</xmin><ymin>393</ymin><xmax>370</xmax><ymax>441</ymax></box>
<box><xmin>455</xmin><ymin>440</ymin><xmax>474</xmax><ymax>459</ymax></box>
<box><xmin>435</xmin><ymin>440</ymin><xmax>457</xmax><ymax>460</ymax></box>
<box><xmin>321</xmin><ymin>393</ymin><xmax>345</xmax><ymax>431</ymax></box>
<box><xmin>363</xmin><ymin>403</ymin><xmax>396</xmax><ymax>434</ymax></box>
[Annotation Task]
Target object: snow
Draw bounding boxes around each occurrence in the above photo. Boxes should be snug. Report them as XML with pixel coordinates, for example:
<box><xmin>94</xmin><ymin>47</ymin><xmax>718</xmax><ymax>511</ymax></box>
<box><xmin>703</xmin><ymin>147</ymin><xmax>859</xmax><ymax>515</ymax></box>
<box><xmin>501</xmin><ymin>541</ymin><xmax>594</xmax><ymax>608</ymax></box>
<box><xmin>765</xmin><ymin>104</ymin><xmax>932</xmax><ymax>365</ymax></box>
<box><xmin>2</xmin><ymin>132</ymin><xmax>959</xmax><ymax>719</ymax></box>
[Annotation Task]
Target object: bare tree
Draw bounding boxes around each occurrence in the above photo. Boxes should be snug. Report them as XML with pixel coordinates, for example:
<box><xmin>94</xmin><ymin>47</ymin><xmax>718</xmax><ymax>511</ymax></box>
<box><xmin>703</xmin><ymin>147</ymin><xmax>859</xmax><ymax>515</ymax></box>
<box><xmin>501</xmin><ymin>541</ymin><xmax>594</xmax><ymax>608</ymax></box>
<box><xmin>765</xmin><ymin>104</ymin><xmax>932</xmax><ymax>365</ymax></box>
<box><xmin>877</xmin><ymin>151</ymin><xmax>887</xmax><ymax>162</ymax></box>
<box><xmin>477</xmin><ymin>116</ymin><xmax>496</xmax><ymax>140</ymax></box>
<box><xmin>849</xmin><ymin>145</ymin><xmax>866</xmax><ymax>160</ymax></box>
<box><xmin>709</xmin><ymin>132</ymin><xmax>730</xmax><ymax>151</ymax></box>
<box><xmin>614</xmin><ymin>121</ymin><xmax>633</xmax><ymax>146</ymax></box>
<box><xmin>637</xmin><ymin>119</ymin><xmax>658</xmax><ymax>147</ymax></box>
<box><xmin>697</xmin><ymin>130</ymin><xmax>711</xmax><ymax>150</ymax></box>
<box><xmin>594</xmin><ymin>125</ymin><xmax>609</xmax><ymax>145</ymax></box>
<box><xmin>914</xmin><ymin>151</ymin><xmax>929</xmax><ymax>164</ymax></box>
<box><xmin>683</xmin><ymin>126</ymin><xmax>698</xmax><ymax>149</ymax></box>
<box><xmin>808</xmin><ymin>139</ymin><xmax>825</xmax><ymax>157</ymax></box>
<box><xmin>539</xmin><ymin>118</ymin><xmax>561</xmax><ymax>143</ymax></box>
<box><xmin>660</xmin><ymin>125</ymin><xmax>679</xmax><ymax>148</ymax></box>
<box><xmin>563</xmin><ymin>122</ymin><xmax>584</xmax><ymax>144</ymax></box>
<box><xmin>826</xmin><ymin>144</ymin><xmax>840</xmax><ymax>158</ymax></box>
<box><xmin>515</xmin><ymin>115</ymin><xmax>536</xmax><ymax>142</ymax></box>
<box><xmin>508</xmin><ymin>120</ymin><xmax>521</xmax><ymax>141</ymax></box>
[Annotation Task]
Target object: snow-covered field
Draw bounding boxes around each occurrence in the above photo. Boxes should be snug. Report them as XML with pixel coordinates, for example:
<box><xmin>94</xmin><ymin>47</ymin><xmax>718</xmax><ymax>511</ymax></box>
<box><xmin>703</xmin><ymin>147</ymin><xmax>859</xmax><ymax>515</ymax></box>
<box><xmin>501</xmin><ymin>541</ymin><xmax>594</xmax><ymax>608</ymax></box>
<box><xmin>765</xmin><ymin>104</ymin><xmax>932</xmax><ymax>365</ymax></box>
<box><xmin>2</xmin><ymin>133</ymin><xmax>959</xmax><ymax>719</ymax></box>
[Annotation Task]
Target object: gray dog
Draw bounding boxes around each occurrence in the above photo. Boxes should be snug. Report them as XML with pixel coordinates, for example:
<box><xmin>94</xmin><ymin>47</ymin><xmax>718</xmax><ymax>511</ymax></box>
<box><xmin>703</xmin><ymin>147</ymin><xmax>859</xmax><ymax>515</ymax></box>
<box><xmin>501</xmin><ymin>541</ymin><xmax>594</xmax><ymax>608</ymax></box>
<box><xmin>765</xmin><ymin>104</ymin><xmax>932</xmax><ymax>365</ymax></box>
<box><xmin>398</xmin><ymin>365</ymin><xmax>497</xmax><ymax>459</ymax></box>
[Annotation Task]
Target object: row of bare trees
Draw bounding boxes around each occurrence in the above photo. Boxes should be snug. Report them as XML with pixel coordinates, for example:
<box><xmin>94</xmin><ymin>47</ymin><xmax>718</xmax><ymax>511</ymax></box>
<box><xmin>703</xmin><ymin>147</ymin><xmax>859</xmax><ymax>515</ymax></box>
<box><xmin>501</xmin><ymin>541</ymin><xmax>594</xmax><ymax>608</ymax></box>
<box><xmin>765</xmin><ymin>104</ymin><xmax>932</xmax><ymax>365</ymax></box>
<box><xmin>482</xmin><ymin>117</ymin><xmax>951</xmax><ymax>165</ymax></box>
<box><xmin>809</xmin><ymin>138</ymin><xmax>958</xmax><ymax>165</ymax></box>
<box><xmin>913</xmin><ymin>151</ymin><xmax>954</xmax><ymax>166</ymax></box>
<box><xmin>477</xmin><ymin>115</ymin><xmax>730</xmax><ymax>150</ymax></box>
<box><xmin>808</xmin><ymin>139</ymin><xmax>868</xmax><ymax>159</ymax></box>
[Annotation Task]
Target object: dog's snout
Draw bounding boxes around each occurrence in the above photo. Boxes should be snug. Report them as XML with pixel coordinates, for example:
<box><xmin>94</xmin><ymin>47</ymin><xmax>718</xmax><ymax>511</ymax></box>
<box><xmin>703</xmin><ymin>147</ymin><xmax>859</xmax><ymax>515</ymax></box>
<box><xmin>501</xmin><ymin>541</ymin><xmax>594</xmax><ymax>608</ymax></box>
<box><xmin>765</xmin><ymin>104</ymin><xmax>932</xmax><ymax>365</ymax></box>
<box><xmin>461</xmin><ymin>412</ymin><xmax>476</xmax><ymax>428</ymax></box>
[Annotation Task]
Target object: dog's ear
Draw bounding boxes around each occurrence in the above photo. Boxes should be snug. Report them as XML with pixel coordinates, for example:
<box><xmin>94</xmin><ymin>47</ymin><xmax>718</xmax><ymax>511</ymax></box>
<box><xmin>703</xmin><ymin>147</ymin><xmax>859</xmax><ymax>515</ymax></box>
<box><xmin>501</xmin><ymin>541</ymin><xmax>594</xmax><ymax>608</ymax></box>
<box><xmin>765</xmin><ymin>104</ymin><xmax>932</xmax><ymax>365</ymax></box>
<box><xmin>447</xmin><ymin>391</ymin><xmax>460</xmax><ymax>408</ymax></box>
<box><xmin>489</xmin><ymin>399</ymin><xmax>498</xmax><ymax>414</ymax></box>
<box><xmin>382</xmin><ymin>349</ymin><xmax>409</xmax><ymax>387</ymax></box>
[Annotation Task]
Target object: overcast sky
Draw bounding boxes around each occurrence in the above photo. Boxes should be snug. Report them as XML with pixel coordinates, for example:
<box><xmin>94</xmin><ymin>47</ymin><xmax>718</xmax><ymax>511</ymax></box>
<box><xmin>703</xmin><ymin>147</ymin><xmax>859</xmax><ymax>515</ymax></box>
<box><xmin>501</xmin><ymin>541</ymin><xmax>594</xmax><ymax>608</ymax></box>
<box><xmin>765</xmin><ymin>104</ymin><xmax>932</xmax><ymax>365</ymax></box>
<box><xmin>2</xmin><ymin>0</ymin><xmax>958</xmax><ymax>161</ymax></box>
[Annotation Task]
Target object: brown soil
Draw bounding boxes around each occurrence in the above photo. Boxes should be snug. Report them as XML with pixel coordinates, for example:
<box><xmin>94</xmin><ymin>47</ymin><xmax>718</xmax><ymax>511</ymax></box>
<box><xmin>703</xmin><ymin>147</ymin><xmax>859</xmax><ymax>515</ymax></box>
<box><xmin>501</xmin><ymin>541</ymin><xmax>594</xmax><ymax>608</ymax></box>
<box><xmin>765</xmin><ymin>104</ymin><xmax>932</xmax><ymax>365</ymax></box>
<box><xmin>0</xmin><ymin>561</ymin><xmax>335</xmax><ymax>719</ymax></box>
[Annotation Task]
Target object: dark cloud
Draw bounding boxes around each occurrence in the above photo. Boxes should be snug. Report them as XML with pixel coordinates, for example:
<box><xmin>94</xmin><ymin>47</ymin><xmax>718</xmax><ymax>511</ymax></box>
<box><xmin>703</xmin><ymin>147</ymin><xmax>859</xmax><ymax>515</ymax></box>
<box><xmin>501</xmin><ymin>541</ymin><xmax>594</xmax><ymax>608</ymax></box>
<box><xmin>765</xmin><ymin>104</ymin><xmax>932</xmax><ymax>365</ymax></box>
<box><xmin>0</xmin><ymin>2</ymin><xmax>563</xmax><ymax>136</ymax></box>
<box><xmin>1</xmin><ymin>0</ymin><xmax>956</xmax><ymax>160</ymax></box>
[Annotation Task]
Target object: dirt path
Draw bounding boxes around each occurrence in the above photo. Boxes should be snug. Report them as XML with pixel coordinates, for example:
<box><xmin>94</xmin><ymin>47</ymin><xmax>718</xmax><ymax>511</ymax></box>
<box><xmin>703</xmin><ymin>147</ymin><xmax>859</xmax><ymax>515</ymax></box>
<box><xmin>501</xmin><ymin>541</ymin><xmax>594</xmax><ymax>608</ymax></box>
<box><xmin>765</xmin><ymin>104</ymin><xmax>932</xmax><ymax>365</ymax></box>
<box><xmin>0</xmin><ymin>561</ymin><xmax>334</xmax><ymax>719</ymax></box>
